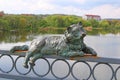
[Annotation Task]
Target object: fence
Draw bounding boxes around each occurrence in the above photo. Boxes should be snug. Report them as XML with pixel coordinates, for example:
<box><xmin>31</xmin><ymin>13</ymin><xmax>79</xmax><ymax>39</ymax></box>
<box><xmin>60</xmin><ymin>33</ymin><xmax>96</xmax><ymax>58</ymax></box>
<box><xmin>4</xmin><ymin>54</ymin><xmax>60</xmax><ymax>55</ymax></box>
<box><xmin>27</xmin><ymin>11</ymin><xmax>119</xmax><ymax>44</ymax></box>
<box><xmin>0</xmin><ymin>50</ymin><xmax>120</xmax><ymax>80</ymax></box>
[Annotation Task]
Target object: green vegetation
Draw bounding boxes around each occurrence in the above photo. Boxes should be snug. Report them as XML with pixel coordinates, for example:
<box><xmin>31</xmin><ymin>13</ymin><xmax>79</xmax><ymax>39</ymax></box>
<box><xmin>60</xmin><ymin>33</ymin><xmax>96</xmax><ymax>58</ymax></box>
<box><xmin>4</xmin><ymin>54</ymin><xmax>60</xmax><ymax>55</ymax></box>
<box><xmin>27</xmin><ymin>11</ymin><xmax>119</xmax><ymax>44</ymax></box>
<box><xmin>0</xmin><ymin>14</ymin><xmax>120</xmax><ymax>34</ymax></box>
<box><xmin>0</xmin><ymin>14</ymin><xmax>120</xmax><ymax>43</ymax></box>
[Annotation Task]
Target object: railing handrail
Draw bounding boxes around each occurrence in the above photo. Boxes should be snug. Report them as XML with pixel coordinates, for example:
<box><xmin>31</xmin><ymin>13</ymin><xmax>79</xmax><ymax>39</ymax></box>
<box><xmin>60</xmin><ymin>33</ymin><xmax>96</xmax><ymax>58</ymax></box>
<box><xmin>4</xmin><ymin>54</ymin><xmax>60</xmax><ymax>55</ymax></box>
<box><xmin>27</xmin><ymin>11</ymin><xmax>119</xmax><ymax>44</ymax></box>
<box><xmin>0</xmin><ymin>50</ymin><xmax>120</xmax><ymax>80</ymax></box>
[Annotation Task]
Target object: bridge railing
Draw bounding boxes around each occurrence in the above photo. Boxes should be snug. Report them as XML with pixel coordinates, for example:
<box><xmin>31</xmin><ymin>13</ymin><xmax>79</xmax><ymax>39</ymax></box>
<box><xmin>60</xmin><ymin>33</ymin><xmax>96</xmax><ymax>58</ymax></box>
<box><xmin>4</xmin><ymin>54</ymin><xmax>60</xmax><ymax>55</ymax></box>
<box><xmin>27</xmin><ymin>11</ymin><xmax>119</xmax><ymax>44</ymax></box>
<box><xmin>0</xmin><ymin>51</ymin><xmax>120</xmax><ymax>80</ymax></box>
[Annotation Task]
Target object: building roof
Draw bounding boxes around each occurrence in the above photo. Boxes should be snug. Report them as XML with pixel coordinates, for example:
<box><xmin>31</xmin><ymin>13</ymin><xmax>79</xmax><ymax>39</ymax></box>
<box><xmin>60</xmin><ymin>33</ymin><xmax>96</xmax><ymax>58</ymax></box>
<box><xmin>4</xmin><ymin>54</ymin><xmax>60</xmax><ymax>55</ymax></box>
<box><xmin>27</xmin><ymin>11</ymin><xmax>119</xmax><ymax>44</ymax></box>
<box><xmin>85</xmin><ymin>14</ymin><xmax>100</xmax><ymax>17</ymax></box>
<box><xmin>0</xmin><ymin>11</ymin><xmax>4</xmax><ymax>16</ymax></box>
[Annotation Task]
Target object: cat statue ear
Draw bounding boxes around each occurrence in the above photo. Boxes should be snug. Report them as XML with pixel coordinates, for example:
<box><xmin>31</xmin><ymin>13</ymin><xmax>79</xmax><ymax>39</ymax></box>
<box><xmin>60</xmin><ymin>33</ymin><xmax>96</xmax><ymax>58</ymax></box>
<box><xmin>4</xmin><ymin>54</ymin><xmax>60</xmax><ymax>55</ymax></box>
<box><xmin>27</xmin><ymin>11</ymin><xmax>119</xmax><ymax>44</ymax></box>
<box><xmin>78</xmin><ymin>22</ymin><xmax>82</xmax><ymax>25</ymax></box>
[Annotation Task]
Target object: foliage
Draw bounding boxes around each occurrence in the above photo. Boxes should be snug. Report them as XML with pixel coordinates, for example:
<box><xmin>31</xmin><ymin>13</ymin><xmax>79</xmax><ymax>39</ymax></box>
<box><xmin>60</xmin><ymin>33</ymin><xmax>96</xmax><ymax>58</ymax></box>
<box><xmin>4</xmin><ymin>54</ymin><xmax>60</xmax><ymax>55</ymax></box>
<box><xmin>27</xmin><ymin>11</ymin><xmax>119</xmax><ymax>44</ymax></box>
<box><xmin>0</xmin><ymin>14</ymin><xmax>120</xmax><ymax>43</ymax></box>
<box><xmin>0</xmin><ymin>14</ymin><xmax>120</xmax><ymax>33</ymax></box>
<box><xmin>99</xmin><ymin>20</ymin><xmax>109</xmax><ymax>29</ymax></box>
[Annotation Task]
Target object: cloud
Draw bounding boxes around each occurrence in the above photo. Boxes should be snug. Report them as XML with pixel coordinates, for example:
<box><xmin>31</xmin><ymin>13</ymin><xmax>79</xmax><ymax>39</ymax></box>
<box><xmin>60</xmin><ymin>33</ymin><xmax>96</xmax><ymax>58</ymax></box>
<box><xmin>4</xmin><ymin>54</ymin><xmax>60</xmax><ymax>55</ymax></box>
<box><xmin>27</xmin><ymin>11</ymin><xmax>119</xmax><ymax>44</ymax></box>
<box><xmin>0</xmin><ymin>0</ymin><xmax>30</xmax><ymax>13</ymax></box>
<box><xmin>0</xmin><ymin>0</ymin><xmax>62</xmax><ymax>14</ymax></box>
<box><xmin>86</xmin><ymin>5</ymin><xmax>120</xmax><ymax>18</ymax></box>
<box><xmin>71</xmin><ymin>0</ymin><xmax>86</xmax><ymax>4</ymax></box>
<box><xmin>53</xmin><ymin>4</ymin><xmax>120</xmax><ymax>19</ymax></box>
<box><xmin>29</xmin><ymin>0</ymin><xmax>55</xmax><ymax>11</ymax></box>
<box><xmin>0</xmin><ymin>0</ymin><xmax>120</xmax><ymax>18</ymax></box>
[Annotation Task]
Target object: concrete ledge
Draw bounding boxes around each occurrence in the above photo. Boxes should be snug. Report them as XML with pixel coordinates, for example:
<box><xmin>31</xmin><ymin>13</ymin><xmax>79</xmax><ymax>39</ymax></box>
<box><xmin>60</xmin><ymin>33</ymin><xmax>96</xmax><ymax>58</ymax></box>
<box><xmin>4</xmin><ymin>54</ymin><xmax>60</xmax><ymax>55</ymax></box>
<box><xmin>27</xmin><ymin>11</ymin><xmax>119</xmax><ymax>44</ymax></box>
<box><xmin>0</xmin><ymin>50</ymin><xmax>120</xmax><ymax>64</ymax></box>
<box><xmin>0</xmin><ymin>73</ymin><xmax>50</xmax><ymax>80</ymax></box>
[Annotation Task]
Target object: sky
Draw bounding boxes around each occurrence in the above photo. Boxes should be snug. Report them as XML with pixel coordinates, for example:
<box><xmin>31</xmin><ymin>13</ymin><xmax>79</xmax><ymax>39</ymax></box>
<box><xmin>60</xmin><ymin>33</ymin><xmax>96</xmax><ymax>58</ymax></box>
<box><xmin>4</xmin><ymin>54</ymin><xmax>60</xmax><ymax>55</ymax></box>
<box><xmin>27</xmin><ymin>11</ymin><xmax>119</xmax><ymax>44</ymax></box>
<box><xmin>0</xmin><ymin>0</ymin><xmax>120</xmax><ymax>19</ymax></box>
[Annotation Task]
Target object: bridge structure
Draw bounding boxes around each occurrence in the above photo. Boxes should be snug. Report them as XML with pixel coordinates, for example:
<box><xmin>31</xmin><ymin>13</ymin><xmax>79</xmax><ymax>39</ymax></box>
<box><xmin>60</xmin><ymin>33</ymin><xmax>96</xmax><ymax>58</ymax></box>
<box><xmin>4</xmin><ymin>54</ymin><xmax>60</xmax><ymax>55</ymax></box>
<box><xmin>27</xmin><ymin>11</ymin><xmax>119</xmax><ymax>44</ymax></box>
<box><xmin>0</xmin><ymin>50</ymin><xmax>120</xmax><ymax>80</ymax></box>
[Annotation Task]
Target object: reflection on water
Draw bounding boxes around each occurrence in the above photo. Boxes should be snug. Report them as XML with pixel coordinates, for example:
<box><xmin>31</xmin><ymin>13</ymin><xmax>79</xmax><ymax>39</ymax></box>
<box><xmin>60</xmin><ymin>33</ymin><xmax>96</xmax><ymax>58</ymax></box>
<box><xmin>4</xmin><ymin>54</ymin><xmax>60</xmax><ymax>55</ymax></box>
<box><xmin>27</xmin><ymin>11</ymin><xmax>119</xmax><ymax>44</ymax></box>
<box><xmin>0</xmin><ymin>28</ymin><xmax>120</xmax><ymax>43</ymax></box>
<box><xmin>0</xmin><ymin>31</ymin><xmax>35</xmax><ymax>43</ymax></box>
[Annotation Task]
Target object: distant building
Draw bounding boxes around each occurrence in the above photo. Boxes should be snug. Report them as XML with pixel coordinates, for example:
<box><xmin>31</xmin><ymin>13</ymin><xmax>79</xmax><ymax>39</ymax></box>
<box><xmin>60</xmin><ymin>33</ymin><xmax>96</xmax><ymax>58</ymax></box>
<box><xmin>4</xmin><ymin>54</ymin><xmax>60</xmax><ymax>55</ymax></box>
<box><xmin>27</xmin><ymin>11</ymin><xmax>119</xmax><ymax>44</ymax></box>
<box><xmin>103</xmin><ymin>18</ymin><xmax>120</xmax><ymax>21</ymax></box>
<box><xmin>21</xmin><ymin>14</ymin><xmax>34</xmax><ymax>16</ymax></box>
<box><xmin>83</xmin><ymin>14</ymin><xmax>101</xmax><ymax>21</ymax></box>
<box><xmin>0</xmin><ymin>11</ymin><xmax>4</xmax><ymax>17</ymax></box>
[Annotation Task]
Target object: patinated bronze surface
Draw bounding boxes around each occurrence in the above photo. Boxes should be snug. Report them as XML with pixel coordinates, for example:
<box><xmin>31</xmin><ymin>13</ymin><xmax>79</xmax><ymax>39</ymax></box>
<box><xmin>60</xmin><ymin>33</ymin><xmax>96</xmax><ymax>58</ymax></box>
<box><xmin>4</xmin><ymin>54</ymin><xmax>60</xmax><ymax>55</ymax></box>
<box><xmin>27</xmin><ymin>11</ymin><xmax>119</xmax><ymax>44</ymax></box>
<box><xmin>10</xmin><ymin>22</ymin><xmax>97</xmax><ymax>68</ymax></box>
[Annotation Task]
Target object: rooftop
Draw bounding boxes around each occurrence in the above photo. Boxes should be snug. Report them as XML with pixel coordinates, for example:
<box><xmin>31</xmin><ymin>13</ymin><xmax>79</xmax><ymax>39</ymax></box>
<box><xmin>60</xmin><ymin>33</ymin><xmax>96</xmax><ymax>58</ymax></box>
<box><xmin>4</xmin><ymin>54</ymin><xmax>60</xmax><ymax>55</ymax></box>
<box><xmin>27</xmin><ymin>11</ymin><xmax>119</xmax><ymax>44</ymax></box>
<box><xmin>85</xmin><ymin>14</ymin><xmax>100</xmax><ymax>17</ymax></box>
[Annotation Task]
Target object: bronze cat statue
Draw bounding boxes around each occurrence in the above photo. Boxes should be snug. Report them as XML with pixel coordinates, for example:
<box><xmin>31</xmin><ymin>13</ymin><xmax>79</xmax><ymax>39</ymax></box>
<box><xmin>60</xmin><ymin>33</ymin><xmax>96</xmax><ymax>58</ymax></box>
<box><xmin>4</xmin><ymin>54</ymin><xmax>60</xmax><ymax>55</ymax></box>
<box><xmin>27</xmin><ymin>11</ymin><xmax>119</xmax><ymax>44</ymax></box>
<box><xmin>10</xmin><ymin>22</ymin><xmax>97</xmax><ymax>68</ymax></box>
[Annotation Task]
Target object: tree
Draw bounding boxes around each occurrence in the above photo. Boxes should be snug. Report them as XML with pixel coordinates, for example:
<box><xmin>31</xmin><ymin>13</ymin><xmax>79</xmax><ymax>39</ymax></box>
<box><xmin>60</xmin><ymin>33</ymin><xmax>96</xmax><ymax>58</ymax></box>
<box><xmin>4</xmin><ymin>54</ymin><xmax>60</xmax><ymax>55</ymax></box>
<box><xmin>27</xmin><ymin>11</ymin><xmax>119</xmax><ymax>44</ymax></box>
<box><xmin>89</xmin><ymin>19</ymin><xmax>99</xmax><ymax>28</ymax></box>
<box><xmin>82</xmin><ymin>19</ymin><xmax>92</xmax><ymax>27</ymax></box>
<box><xmin>99</xmin><ymin>20</ymin><xmax>109</xmax><ymax>29</ymax></box>
<box><xmin>7</xmin><ymin>16</ymin><xmax>19</xmax><ymax>30</ymax></box>
<box><xmin>37</xmin><ymin>19</ymin><xmax>48</xmax><ymax>27</ymax></box>
<box><xmin>0</xmin><ymin>19</ymin><xmax>9</xmax><ymax>30</ymax></box>
<box><xmin>18</xmin><ymin>17</ymin><xmax>27</xmax><ymax>29</ymax></box>
<box><xmin>115</xmin><ymin>22</ymin><xmax>120</xmax><ymax>29</ymax></box>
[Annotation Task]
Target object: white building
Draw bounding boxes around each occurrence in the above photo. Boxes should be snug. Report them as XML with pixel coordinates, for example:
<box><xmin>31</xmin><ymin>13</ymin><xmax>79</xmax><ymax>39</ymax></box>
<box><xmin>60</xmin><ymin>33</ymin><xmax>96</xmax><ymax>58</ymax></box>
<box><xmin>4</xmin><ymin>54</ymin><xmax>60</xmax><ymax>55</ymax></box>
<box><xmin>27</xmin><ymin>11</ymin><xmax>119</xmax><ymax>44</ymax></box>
<box><xmin>83</xmin><ymin>14</ymin><xmax>101</xmax><ymax>21</ymax></box>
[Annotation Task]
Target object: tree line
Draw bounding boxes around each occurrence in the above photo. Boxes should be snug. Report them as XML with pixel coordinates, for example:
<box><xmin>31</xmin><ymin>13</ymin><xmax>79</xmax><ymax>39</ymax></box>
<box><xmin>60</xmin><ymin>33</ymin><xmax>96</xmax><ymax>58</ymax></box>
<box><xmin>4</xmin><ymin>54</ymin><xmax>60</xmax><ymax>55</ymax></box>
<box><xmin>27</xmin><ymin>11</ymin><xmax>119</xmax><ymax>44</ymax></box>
<box><xmin>0</xmin><ymin>14</ymin><xmax>120</xmax><ymax>32</ymax></box>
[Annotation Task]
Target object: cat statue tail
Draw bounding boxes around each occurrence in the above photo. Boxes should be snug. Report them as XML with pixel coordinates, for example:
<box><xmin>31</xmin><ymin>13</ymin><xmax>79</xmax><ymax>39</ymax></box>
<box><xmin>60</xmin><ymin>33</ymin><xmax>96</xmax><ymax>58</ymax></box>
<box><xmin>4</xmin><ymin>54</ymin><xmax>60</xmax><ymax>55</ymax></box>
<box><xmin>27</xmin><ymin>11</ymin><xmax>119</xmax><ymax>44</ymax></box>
<box><xmin>10</xmin><ymin>45</ymin><xmax>29</xmax><ymax>53</ymax></box>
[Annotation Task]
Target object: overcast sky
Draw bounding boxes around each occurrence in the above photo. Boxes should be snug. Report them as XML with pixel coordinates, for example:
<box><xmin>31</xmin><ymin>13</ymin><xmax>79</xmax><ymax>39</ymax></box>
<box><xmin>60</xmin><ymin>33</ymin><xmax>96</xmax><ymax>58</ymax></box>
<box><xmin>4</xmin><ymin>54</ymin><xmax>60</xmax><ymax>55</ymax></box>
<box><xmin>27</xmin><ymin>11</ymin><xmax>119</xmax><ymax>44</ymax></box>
<box><xmin>0</xmin><ymin>0</ymin><xmax>120</xmax><ymax>19</ymax></box>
